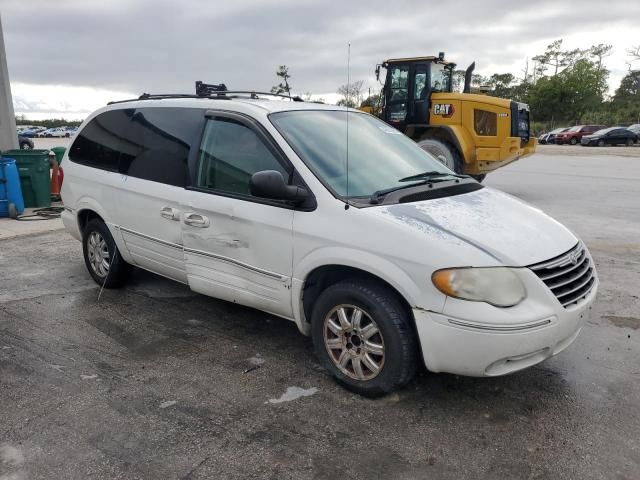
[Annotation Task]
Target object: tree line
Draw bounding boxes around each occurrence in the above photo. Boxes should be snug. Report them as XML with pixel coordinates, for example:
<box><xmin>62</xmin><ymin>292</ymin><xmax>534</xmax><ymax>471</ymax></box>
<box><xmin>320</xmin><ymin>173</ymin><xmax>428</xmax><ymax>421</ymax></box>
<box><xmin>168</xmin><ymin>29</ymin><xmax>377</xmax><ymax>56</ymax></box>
<box><xmin>464</xmin><ymin>40</ymin><xmax>640</xmax><ymax>129</ymax></box>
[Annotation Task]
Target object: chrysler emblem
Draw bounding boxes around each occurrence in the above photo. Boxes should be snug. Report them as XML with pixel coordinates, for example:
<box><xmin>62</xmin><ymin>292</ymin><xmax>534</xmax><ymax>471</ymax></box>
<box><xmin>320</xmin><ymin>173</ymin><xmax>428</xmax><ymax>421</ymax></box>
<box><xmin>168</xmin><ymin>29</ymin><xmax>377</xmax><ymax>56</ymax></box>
<box><xmin>568</xmin><ymin>250</ymin><xmax>581</xmax><ymax>265</ymax></box>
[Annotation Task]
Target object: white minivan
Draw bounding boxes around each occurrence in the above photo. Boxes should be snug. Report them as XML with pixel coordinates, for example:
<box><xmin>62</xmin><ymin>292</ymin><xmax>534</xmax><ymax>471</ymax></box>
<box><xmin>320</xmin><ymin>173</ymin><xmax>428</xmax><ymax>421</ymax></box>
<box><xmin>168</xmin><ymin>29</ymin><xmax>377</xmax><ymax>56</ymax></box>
<box><xmin>61</xmin><ymin>93</ymin><xmax>597</xmax><ymax>395</ymax></box>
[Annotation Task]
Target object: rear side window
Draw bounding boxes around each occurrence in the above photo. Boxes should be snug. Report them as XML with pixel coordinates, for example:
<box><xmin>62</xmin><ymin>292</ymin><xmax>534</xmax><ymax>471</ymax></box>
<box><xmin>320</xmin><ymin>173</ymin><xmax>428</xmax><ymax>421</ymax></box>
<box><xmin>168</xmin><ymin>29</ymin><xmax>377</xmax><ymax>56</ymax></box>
<box><xmin>68</xmin><ymin>109</ymin><xmax>134</xmax><ymax>171</ymax></box>
<box><xmin>195</xmin><ymin>118</ymin><xmax>289</xmax><ymax>196</ymax></box>
<box><xmin>118</xmin><ymin>108</ymin><xmax>204</xmax><ymax>187</ymax></box>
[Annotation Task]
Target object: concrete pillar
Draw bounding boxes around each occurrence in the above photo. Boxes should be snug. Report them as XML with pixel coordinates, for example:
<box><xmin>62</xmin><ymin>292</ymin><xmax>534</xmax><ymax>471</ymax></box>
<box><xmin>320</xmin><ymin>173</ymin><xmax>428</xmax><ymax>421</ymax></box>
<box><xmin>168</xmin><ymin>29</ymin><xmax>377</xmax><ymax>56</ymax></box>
<box><xmin>0</xmin><ymin>14</ymin><xmax>18</xmax><ymax>151</ymax></box>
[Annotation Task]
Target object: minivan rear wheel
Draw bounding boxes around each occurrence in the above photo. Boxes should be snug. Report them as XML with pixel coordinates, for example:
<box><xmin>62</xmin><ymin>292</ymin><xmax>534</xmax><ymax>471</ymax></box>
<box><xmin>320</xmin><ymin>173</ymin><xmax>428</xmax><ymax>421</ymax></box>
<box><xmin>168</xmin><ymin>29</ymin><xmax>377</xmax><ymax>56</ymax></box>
<box><xmin>311</xmin><ymin>279</ymin><xmax>417</xmax><ymax>396</ymax></box>
<box><xmin>82</xmin><ymin>219</ymin><xmax>131</xmax><ymax>288</ymax></box>
<box><xmin>570</xmin><ymin>137</ymin><xmax>578</xmax><ymax>145</ymax></box>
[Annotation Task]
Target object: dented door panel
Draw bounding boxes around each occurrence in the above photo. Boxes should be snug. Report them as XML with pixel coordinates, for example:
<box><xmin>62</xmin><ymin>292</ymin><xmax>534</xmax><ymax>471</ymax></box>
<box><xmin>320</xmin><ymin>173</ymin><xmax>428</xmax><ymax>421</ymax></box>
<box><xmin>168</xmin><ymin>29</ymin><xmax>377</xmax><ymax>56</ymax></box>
<box><xmin>182</xmin><ymin>191</ymin><xmax>295</xmax><ymax>319</ymax></box>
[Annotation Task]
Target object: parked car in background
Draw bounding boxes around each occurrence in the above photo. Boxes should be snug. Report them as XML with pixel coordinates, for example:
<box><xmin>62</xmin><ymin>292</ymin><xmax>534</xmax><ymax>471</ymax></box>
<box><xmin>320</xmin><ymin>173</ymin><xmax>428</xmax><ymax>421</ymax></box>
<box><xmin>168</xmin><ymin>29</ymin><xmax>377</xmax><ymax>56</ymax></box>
<box><xmin>18</xmin><ymin>135</ymin><xmax>34</xmax><ymax>150</ymax></box>
<box><xmin>38</xmin><ymin>127</ymin><xmax>74</xmax><ymax>138</ymax></box>
<box><xmin>538</xmin><ymin>127</ymin><xmax>569</xmax><ymax>145</ymax></box>
<box><xmin>627</xmin><ymin>124</ymin><xmax>640</xmax><ymax>135</ymax></box>
<box><xmin>18</xmin><ymin>126</ymin><xmax>47</xmax><ymax>137</ymax></box>
<box><xmin>555</xmin><ymin>125</ymin><xmax>606</xmax><ymax>145</ymax></box>
<box><xmin>581</xmin><ymin>127</ymin><xmax>638</xmax><ymax>147</ymax></box>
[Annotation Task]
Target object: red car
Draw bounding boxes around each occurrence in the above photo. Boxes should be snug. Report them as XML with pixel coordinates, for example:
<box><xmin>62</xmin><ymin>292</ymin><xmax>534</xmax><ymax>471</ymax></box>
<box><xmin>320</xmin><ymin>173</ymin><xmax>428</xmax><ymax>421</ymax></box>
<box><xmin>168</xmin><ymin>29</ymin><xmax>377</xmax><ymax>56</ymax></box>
<box><xmin>555</xmin><ymin>125</ymin><xmax>606</xmax><ymax>145</ymax></box>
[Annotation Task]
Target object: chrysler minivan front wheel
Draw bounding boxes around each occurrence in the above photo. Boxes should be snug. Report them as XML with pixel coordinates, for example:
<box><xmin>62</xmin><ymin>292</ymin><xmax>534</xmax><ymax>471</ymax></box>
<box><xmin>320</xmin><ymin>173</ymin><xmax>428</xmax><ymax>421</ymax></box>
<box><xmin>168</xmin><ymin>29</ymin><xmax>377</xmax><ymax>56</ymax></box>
<box><xmin>82</xmin><ymin>219</ymin><xmax>131</xmax><ymax>288</ymax></box>
<box><xmin>311</xmin><ymin>279</ymin><xmax>417</xmax><ymax>396</ymax></box>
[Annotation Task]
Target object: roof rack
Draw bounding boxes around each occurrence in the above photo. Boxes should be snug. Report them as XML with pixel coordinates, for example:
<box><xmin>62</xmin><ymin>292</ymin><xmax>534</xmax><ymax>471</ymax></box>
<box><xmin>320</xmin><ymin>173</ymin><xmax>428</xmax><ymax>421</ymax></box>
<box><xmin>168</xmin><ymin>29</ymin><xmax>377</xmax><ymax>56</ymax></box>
<box><xmin>195</xmin><ymin>81</ymin><xmax>303</xmax><ymax>102</ymax></box>
<box><xmin>107</xmin><ymin>82</ymin><xmax>304</xmax><ymax>105</ymax></box>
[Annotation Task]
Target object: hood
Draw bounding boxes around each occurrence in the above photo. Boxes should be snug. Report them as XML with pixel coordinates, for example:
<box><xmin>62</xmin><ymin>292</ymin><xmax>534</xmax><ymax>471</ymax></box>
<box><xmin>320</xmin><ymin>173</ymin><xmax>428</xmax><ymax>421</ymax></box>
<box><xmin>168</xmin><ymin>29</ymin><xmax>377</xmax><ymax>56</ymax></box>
<box><xmin>378</xmin><ymin>187</ymin><xmax>577</xmax><ymax>266</ymax></box>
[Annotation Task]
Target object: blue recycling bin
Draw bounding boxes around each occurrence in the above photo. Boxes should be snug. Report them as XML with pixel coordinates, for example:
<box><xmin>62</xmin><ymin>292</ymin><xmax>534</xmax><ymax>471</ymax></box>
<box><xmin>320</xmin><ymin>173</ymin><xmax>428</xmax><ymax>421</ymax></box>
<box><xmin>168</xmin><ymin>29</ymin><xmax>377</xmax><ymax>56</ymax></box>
<box><xmin>0</xmin><ymin>157</ymin><xmax>25</xmax><ymax>218</ymax></box>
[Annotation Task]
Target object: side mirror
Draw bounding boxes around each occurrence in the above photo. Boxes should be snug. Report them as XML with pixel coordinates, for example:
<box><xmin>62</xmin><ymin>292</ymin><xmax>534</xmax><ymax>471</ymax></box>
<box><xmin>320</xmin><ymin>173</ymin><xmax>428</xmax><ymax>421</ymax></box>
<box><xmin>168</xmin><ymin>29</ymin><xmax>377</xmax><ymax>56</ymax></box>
<box><xmin>375</xmin><ymin>65</ymin><xmax>381</xmax><ymax>81</ymax></box>
<box><xmin>250</xmin><ymin>170</ymin><xmax>308</xmax><ymax>203</ymax></box>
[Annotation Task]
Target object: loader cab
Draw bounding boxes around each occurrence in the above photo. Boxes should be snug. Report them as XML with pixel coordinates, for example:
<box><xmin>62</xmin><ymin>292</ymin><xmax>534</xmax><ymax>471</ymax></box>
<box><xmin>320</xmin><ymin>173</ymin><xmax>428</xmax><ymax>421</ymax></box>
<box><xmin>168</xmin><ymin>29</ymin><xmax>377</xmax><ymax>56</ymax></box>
<box><xmin>379</xmin><ymin>56</ymin><xmax>455</xmax><ymax>131</ymax></box>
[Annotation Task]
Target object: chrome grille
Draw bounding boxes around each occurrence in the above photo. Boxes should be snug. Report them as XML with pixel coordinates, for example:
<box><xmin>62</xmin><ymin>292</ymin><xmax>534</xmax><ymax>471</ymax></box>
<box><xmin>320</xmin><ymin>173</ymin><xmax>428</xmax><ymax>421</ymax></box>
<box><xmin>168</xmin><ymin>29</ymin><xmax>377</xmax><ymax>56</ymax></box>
<box><xmin>529</xmin><ymin>242</ymin><xmax>596</xmax><ymax>309</ymax></box>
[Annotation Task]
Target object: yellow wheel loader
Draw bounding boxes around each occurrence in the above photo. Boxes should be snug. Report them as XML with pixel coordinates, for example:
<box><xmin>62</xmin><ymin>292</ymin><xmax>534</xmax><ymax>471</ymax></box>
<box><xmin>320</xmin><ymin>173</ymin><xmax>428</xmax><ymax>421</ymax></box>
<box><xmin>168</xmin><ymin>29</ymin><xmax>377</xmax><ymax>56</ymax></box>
<box><xmin>363</xmin><ymin>53</ymin><xmax>537</xmax><ymax>180</ymax></box>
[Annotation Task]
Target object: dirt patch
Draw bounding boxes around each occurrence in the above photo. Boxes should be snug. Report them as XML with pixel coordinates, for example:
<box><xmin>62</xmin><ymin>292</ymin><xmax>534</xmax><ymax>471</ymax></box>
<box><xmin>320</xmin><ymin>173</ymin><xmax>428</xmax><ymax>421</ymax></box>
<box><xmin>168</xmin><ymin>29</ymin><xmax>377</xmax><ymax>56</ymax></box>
<box><xmin>606</xmin><ymin>316</ymin><xmax>640</xmax><ymax>330</ymax></box>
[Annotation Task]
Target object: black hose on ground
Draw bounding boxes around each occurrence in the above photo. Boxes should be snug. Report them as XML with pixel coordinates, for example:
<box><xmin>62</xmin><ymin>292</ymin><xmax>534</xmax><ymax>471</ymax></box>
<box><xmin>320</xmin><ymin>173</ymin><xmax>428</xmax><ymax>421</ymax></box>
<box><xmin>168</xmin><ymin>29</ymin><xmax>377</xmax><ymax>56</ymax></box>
<box><xmin>16</xmin><ymin>206</ymin><xmax>64</xmax><ymax>221</ymax></box>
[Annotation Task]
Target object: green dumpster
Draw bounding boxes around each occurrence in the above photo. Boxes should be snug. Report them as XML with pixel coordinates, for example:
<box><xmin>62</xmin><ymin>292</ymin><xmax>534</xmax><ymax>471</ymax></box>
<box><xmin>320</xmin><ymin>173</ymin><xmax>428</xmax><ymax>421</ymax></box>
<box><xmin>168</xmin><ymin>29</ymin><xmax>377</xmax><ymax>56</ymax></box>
<box><xmin>2</xmin><ymin>149</ymin><xmax>51</xmax><ymax>208</ymax></box>
<box><xmin>51</xmin><ymin>146</ymin><xmax>66</xmax><ymax>166</ymax></box>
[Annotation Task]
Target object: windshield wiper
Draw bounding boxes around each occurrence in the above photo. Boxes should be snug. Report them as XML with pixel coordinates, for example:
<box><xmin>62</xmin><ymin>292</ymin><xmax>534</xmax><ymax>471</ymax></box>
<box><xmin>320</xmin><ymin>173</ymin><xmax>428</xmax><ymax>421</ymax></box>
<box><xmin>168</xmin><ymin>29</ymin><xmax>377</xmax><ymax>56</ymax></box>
<box><xmin>369</xmin><ymin>172</ymin><xmax>468</xmax><ymax>204</ymax></box>
<box><xmin>398</xmin><ymin>171</ymin><xmax>468</xmax><ymax>182</ymax></box>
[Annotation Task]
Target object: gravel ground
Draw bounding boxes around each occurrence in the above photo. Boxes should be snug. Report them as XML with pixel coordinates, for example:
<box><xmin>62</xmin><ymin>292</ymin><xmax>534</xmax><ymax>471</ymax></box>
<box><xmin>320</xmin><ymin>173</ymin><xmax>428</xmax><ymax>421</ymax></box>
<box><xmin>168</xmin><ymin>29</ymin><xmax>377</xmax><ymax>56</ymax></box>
<box><xmin>0</xmin><ymin>150</ymin><xmax>638</xmax><ymax>480</ymax></box>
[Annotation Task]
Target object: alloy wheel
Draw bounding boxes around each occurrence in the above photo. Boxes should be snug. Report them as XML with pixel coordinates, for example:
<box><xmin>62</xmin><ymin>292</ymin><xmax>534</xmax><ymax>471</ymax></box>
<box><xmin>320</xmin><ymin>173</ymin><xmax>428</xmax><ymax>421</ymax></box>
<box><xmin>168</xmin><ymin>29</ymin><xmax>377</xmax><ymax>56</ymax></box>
<box><xmin>86</xmin><ymin>231</ymin><xmax>110</xmax><ymax>278</ymax></box>
<box><xmin>323</xmin><ymin>304</ymin><xmax>385</xmax><ymax>381</ymax></box>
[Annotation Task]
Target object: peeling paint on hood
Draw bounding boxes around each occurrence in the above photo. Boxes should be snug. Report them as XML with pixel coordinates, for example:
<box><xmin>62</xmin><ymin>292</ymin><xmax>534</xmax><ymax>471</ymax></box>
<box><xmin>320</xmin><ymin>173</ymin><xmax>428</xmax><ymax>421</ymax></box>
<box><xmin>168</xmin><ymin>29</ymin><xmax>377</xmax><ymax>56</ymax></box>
<box><xmin>378</xmin><ymin>187</ymin><xmax>577</xmax><ymax>266</ymax></box>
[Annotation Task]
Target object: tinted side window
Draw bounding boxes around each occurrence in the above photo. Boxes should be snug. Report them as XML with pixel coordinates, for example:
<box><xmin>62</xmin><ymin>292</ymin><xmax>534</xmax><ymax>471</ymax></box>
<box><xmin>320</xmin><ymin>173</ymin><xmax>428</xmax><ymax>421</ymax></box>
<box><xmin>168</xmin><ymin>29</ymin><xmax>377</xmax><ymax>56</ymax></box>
<box><xmin>195</xmin><ymin>118</ymin><xmax>289</xmax><ymax>196</ymax></box>
<box><xmin>68</xmin><ymin>109</ymin><xmax>133</xmax><ymax>171</ymax></box>
<box><xmin>474</xmin><ymin>109</ymin><xmax>497</xmax><ymax>136</ymax></box>
<box><xmin>118</xmin><ymin>108</ymin><xmax>203</xmax><ymax>187</ymax></box>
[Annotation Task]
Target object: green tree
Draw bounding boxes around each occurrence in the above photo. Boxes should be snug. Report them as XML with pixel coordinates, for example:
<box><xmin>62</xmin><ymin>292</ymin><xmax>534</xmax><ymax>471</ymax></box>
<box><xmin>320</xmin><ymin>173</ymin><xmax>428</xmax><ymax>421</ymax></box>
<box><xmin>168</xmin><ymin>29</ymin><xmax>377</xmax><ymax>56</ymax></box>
<box><xmin>608</xmin><ymin>71</ymin><xmax>640</xmax><ymax>123</ymax></box>
<box><xmin>360</xmin><ymin>93</ymin><xmax>382</xmax><ymax>114</ymax></box>
<box><xmin>271</xmin><ymin>65</ymin><xmax>292</xmax><ymax>96</ymax></box>
<box><xmin>527</xmin><ymin>58</ymin><xmax>608</xmax><ymax>122</ymax></box>
<box><xmin>532</xmin><ymin>39</ymin><xmax>586</xmax><ymax>78</ymax></box>
<box><xmin>589</xmin><ymin>44</ymin><xmax>613</xmax><ymax>71</ymax></box>
<box><xmin>486</xmin><ymin>73</ymin><xmax>515</xmax><ymax>98</ymax></box>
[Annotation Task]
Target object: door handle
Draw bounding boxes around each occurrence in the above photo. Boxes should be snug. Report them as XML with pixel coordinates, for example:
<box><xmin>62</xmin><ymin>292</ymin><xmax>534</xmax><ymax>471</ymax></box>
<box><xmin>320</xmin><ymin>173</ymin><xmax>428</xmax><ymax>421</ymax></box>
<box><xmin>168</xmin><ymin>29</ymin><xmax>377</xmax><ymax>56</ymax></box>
<box><xmin>183</xmin><ymin>212</ymin><xmax>210</xmax><ymax>228</ymax></box>
<box><xmin>160</xmin><ymin>206</ymin><xmax>180</xmax><ymax>221</ymax></box>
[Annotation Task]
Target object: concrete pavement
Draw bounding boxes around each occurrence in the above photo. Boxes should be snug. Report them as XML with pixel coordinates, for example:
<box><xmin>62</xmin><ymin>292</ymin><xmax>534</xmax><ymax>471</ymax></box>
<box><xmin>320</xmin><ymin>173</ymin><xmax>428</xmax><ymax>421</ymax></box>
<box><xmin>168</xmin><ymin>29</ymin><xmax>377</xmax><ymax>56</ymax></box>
<box><xmin>0</xmin><ymin>150</ymin><xmax>638</xmax><ymax>479</ymax></box>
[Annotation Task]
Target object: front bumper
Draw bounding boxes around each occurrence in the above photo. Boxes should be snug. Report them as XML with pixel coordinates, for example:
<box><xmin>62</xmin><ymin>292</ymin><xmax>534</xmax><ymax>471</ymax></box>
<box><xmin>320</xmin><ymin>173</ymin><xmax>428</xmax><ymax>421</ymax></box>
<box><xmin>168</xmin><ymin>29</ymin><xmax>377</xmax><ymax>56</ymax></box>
<box><xmin>472</xmin><ymin>137</ymin><xmax>537</xmax><ymax>174</ymax></box>
<box><xmin>413</xmin><ymin>270</ymin><xmax>598</xmax><ymax>377</ymax></box>
<box><xmin>61</xmin><ymin>207</ymin><xmax>82</xmax><ymax>241</ymax></box>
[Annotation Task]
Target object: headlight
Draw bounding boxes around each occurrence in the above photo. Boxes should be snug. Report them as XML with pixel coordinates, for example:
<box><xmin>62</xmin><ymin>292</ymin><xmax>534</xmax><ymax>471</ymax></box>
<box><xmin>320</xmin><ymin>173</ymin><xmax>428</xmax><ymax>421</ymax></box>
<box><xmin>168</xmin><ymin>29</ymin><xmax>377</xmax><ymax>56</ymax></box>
<box><xmin>432</xmin><ymin>267</ymin><xmax>526</xmax><ymax>307</ymax></box>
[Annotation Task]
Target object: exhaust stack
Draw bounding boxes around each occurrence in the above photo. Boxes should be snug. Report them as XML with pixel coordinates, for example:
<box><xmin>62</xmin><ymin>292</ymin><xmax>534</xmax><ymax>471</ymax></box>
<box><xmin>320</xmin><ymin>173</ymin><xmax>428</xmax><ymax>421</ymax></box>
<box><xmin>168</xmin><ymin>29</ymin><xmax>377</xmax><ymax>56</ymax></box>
<box><xmin>463</xmin><ymin>62</ymin><xmax>475</xmax><ymax>93</ymax></box>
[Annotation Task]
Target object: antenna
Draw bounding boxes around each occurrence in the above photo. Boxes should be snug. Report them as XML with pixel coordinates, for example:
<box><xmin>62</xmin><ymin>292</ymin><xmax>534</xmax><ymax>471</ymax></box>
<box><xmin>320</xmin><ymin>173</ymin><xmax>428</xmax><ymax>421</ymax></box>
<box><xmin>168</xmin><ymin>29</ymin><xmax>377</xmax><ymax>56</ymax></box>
<box><xmin>345</xmin><ymin>42</ymin><xmax>351</xmax><ymax>210</ymax></box>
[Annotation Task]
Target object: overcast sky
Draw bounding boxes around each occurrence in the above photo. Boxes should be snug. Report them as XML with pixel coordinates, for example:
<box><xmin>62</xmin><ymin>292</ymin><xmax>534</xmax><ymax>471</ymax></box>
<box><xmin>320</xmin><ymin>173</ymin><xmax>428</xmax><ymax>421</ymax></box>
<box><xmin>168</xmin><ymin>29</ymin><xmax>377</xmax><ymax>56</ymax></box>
<box><xmin>3</xmin><ymin>0</ymin><xmax>639</xmax><ymax>120</ymax></box>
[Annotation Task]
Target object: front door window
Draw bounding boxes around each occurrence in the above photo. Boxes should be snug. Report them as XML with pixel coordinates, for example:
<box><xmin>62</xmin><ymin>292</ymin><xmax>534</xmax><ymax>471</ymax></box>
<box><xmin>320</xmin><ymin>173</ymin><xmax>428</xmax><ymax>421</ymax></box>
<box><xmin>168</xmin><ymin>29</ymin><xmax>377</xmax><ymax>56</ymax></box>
<box><xmin>196</xmin><ymin>118</ymin><xmax>290</xmax><ymax>197</ymax></box>
<box><xmin>387</xmin><ymin>66</ymin><xmax>409</xmax><ymax>122</ymax></box>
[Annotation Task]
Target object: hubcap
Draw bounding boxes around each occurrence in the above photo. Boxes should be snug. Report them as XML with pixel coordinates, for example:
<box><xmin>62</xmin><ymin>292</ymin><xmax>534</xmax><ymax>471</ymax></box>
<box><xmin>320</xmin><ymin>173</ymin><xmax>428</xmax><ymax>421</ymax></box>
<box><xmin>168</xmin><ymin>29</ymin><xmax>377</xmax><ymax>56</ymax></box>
<box><xmin>87</xmin><ymin>231</ymin><xmax>110</xmax><ymax>278</ymax></box>
<box><xmin>323</xmin><ymin>305</ymin><xmax>385</xmax><ymax>381</ymax></box>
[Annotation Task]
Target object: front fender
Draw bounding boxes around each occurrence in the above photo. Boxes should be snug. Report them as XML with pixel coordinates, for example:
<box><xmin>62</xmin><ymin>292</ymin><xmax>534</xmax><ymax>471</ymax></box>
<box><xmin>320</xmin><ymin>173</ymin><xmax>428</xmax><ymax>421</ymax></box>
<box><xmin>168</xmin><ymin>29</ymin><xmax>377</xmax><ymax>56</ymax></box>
<box><xmin>291</xmin><ymin>246</ymin><xmax>443</xmax><ymax>335</ymax></box>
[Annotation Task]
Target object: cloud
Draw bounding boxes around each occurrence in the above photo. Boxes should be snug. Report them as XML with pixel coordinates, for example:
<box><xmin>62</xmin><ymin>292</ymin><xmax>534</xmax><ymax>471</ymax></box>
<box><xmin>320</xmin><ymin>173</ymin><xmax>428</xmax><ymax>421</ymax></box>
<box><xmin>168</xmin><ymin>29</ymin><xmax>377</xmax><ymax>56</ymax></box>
<box><xmin>3</xmin><ymin>0</ymin><xmax>639</xmax><ymax>116</ymax></box>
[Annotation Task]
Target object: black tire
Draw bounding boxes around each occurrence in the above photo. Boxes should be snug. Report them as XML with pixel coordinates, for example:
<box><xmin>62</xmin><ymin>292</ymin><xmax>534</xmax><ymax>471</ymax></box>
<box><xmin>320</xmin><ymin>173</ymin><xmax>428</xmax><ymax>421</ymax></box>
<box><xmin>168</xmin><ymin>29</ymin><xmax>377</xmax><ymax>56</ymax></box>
<box><xmin>82</xmin><ymin>219</ymin><xmax>131</xmax><ymax>288</ymax></box>
<box><xmin>8</xmin><ymin>203</ymin><xmax>17</xmax><ymax>219</ymax></box>
<box><xmin>20</xmin><ymin>142</ymin><xmax>32</xmax><ymax>150</ymax></box>
<box><xmin>311</xmin><ymin>279</ymin><xmax>417</xmax><ymax>397</ymax></box>
<box><xmin>417</xmin><ymin>138</ymin><xmax>463</xmax><ymax>174</ymax></box>
<box><xmin>65</xmin><ymin>133</ymin><xmax>70</xmax><ymax>138</ymax></box>
<box><xmin>626</xmin><ymin>138</ymin><xmax>633</xmax><ymax>147</ymax></box>
<box><xmin>570</xmin><ymin>137</ymin><xmax>578</xmax><ymax>145</ymax></box>
<box><xmin>597</xmin><ymin>139</ymin><xmax>605</xmax><ymax>147</ymax></box>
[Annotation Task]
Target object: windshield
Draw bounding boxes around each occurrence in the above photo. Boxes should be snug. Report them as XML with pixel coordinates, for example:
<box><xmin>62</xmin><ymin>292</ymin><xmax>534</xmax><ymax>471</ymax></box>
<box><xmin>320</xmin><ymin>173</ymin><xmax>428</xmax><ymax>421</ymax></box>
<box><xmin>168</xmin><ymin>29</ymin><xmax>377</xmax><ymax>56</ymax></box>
<box><xmin>431</xmin><ymin>63</ymin><xmax>451</xmax><ymax>92</ymax></box>
<box><xmin>593</xmin><ymin>127</ymin><xmax>614</xmax><ymax>135</ymax></box>
<box><xmin>270</xmin><ymin>110</ymin><xmax>452</xmax><ymax>198</ymax></box>
<box><xmin>568</xmin><ymin>126</ymin><xmax>582</xmax><ymax>132</ymax></box>
<box><xmin>550</xmin><ymin>128</ymin><xmax>566</xmax><ymax>134</ymax></box>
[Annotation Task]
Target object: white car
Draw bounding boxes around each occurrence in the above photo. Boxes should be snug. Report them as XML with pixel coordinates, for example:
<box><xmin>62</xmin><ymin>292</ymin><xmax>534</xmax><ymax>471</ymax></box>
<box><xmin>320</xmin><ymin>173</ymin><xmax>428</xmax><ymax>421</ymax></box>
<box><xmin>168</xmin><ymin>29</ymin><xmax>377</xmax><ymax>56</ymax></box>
<box><xmin>60</xmin><ymin>94</ymin><xmax>597</xmax><ymax>395</ymax></box>
<box><xmin>38</xmin><ymin>127</ymin><xmax>73</xmax><ymax>138</ymax></box>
